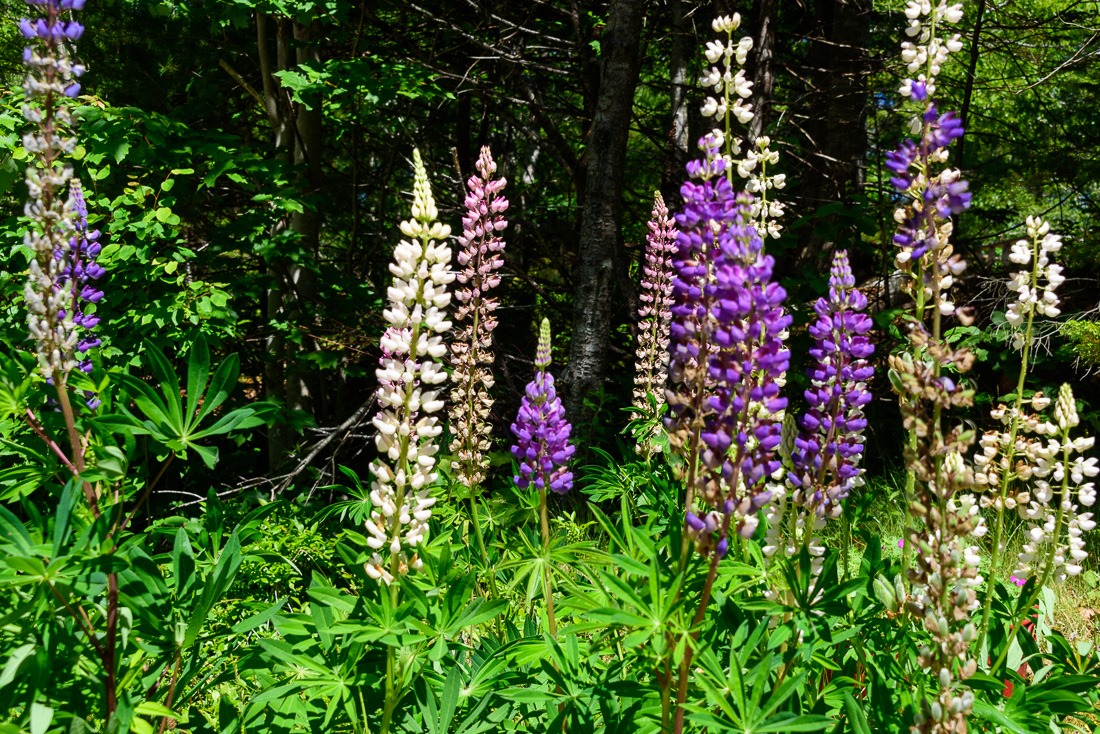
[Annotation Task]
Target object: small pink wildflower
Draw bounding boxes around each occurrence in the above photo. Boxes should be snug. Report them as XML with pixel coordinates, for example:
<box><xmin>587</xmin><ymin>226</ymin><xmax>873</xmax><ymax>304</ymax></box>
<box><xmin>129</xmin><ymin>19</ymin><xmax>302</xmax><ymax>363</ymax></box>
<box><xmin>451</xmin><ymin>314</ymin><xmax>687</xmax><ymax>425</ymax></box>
<box><xmin>1010</xmin><ymin>574</ymin><xmax>1027</xmax><ymax>587</ymax></box>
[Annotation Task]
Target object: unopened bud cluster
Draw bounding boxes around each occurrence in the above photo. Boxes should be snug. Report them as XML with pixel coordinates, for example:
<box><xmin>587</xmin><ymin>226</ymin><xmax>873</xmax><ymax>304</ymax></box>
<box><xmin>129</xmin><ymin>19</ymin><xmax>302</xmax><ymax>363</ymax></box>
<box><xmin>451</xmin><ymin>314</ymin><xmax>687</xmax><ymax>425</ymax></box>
<box><xmin>366</xmin><ymin>149</ymin><xmax>454</xmax><ymax>585</ymax></box>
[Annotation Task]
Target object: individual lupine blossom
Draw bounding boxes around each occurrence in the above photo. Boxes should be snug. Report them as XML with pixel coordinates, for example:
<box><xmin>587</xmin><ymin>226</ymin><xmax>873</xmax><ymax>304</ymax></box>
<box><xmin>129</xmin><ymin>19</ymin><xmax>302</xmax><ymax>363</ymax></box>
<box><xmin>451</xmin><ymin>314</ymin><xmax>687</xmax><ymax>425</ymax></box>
<box><xmin>365</xmin><ymin>149</ymin><xmax>454</xmax><ymax>586</ymax></box>
<box><xmin>1015</xmin><ymin>384</ymin><xmax>1097</xmax><ymax>583</ymax></box>
<box><xmin>449</xmin><ymin>146</ymin><xmax>507</xmax><ymax>492</ymax></box>
<box><xmin>632</xmin><ymin>190</ymin><xmax>676</xmax><ymax>424</ymax></box>
<box><xmin>510</xmin><ymin>319</ymin><xmax>575</xmax><ymax>494</ymax></box>
<box><xmin>1005</xmin><ymin>216</ymin><xmax>1064</xmax><ymax>348</ymax></box>
<box><xmin>698</xmin><ymin>14</ymin><xmax>787</xmax><ymax>240</ymax></box>
<box><xmin>665</xmin><ymin>131</ymin><xmax>791</xmax><ymax>553</ymax></box>
<box><xmin>21</xmin><ymin>0</ymin><xmax>89</xmax><ymax>383</ymax></box>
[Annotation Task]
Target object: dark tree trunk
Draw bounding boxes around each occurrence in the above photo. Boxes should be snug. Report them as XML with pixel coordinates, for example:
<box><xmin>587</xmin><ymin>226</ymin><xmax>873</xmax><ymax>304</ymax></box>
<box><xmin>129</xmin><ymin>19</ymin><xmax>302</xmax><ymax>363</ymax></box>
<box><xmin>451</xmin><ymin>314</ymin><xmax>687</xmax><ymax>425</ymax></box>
<box><xmin>792</xmin><ymin>0</ymin><xmax>870</xmax><ymax>269</ymax></box>
<box><xmin>564</xmin><ymin>0</ymin><xmax>646</xmax><ymax>420</ymax></box>
<box><xmin>748</xmin><ymin>0</ymin><xmax>778</xmax><ymax>142</ymax></box>
<box><xmin>661</xmin><ymin>0</ymin><xmax>692</xmax><ymax>205</ymax></box>
<box><xmin>258</xmin><ymin>13</ymin><xmax>324</xmax><ymax>470</ymax></box>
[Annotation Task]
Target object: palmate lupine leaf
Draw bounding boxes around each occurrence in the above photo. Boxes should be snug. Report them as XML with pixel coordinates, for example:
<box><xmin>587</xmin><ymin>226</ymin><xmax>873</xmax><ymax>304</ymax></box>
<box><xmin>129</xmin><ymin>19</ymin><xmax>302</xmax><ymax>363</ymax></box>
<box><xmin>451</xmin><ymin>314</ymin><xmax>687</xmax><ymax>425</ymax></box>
<box><xmin>96</xmin><ymin>336</ymin><xmax>263</xmax><ymax>468</ymax></box>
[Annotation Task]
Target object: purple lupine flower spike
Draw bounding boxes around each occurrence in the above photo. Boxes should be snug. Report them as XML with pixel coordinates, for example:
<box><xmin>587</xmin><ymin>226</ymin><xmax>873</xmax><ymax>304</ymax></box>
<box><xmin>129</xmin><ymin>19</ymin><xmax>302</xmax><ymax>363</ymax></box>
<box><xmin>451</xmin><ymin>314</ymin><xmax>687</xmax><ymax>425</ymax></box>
<box><xmin>511</xmin><ymin>319</ymin><xmax>575</xmax><ymax>494</ymax></box>
<box><xmin>787</xmin><ymin>250</ymin><xmax>874</xmax><ymax>518</ymax></box>
<box><xmin>666</xmin><ymin>131</ymin><xmax>791</xmax><ymax>553</ymax></box>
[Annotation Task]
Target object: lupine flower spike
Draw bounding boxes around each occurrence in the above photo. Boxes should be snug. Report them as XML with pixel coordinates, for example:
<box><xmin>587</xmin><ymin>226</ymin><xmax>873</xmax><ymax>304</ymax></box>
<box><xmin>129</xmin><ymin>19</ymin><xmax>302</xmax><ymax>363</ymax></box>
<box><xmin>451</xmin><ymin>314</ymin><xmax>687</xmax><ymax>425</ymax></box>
<box><xmin>1015</xmin><ymin>384</ymin><xmax>1097</xmax><ymax>584</ymax></box>
<box><xmin>450</xmin><ymin>146</ymin><xmax>508</xmax><ymax>492</ymax></box>
<box><xmin>21</xmin><ymin>0</ymin><xmax>91</xmax><ymax>385</ymax></box>
<box><xmin>632</xmin><ymin>190</ymin><xmax>676</xmax><ymax>453</ymax></box>
<box><xmin>885</xmin><ymin>4</ymin><xmax>982</xmax><ymax>732</ymax></box>
<box><xmin>365</xmin><ymin>149</ymin><xmax>454</xmax><ymax>586</ymax></box>
<box><xmin>666</xmin><ymin>131</ymin><xmax>791</xmax><ymax>555</ymax></box>
<box><xmin>974</xmin><ymin>217</ymin><xmax>1066</xmax><ymax>650</ymax></box>
<box><xmin>699</xmin><ymin>14</ymin><xmax>787</xmax><ymax>239</ymax></box>
<box><xmin>764</xmin><ymin>251</ymin><xmax>873</xmax><ymax>577</ymax></box>
<box><xmin>510</xmin><ymin>319</ymin><xmax>575</xmax><ymax>495</ymax></box>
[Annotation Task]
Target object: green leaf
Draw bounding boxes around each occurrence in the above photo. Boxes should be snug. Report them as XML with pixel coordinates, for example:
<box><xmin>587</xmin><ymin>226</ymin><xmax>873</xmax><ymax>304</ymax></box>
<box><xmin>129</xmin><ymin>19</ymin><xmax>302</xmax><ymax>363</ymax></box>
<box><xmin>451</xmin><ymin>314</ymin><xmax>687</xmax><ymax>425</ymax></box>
<box><xmin>185</xmin><ymin>335</ymin><xmax>210</xmax><ymax>424</ymax></box>
<box><xmin>51</xmin><ymin>479</ymin><xmax>78</xmax><ymax>560</ymax></box>
<box><xmin>172</xmin><ymin>527</ymin><xmax>196</xmax><ymax>599</ymax></box>
<box><xmin>182</xmin><ymin>532</ymin><xmax>242</xmax><ymax>648</ymax></box>
<box><xmin>0</xmin><ymin>643</ymin><xmax>35</xmax><ymax>689</ymax></box>
<box><xmin>842</xmin><ymin>691</ymin><xmax>871</xmax><ymax>734</ymax></box>
<box><xmin>29</xmin><ymin>703</ymin><xmax>53</xmax><ymax>734</ymax></box>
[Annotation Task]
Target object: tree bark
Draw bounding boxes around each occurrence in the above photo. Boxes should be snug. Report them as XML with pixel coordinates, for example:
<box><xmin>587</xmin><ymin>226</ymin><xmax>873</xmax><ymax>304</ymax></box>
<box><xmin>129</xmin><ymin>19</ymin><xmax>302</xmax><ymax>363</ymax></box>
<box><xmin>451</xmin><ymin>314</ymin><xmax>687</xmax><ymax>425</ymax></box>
<box><xmin>564</xmin><ymin>0</ymin><xmax>646</xmax><ymax>420</ymax></box>
<box><xmin>661</xmin><ymin>0</ymin><xmax>692</xmax><ymax>205</ymax></box>
<box><xmin>748</xmin><ymin>0</ymin><xmax>778</xmax><ymax>142</ymax></box>
<box><xmin>792</xmin><ymin>0</ymin><xmax>870</xmax><ymax>270</ymax></box>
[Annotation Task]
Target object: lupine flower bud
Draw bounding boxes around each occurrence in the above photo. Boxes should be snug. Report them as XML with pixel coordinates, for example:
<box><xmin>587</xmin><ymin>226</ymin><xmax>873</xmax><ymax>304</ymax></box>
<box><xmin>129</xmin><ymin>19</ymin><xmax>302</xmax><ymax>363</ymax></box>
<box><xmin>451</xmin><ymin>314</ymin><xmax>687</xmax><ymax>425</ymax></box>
<box><xmin>632</xmin><ymin>191</ymin><xmax>677</xmax><ymax>429</ymax></box>
<box><xmin>21</xmin><ymin>0</ymin><xmax>90</xmax><ymax>384</ymax></box>
<box><xmin>365</xmin><ymin>149</ymin><xmax>454</xmax><ymax>586</ymax></box>
<box><xmin>510</xmin><ymin>319</ymin><xmax>575</xmax><ymax>494</ymax></box>
<box><xmin>450</xmin><ymin>146</ymin><xmax>507</xmax><ymax>491</ymax></box>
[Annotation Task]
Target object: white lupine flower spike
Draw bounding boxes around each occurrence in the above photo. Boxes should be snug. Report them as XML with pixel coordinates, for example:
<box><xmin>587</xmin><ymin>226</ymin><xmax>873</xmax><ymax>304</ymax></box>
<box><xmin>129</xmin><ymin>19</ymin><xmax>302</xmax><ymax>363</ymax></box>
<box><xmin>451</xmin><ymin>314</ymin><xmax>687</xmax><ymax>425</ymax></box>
<box><xmin>365</xmin><ymin>149</ymin><xmax>454</xmax><ymax>586</ymax></box>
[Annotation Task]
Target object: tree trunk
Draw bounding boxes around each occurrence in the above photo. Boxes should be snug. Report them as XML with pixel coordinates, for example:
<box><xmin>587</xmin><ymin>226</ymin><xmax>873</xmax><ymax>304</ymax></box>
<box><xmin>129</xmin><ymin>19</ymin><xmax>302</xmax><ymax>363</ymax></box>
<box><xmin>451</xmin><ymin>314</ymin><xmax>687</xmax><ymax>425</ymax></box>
<box><xmin>258</xmin><ymin>12</ymin><xmax>324</xmax><ymax>469</ymax></box>
<box><xmin>564</xmin><ymin>0</ymin><xmax>646</xmax><ymax>420</ymax></box>
<box><xmin>792</xmin><ymin>0</ymin><xmax>870</xmax><ymax>270</ymax></box>
<box><xmin>661</xmin><ymin>0</ymin><xmax>692</xmax><ymax>205</ymax></box>
<box><xmin>748</xmin><ymin>0</ymin><xmax>778</xmax><ymax>142</ymax></box>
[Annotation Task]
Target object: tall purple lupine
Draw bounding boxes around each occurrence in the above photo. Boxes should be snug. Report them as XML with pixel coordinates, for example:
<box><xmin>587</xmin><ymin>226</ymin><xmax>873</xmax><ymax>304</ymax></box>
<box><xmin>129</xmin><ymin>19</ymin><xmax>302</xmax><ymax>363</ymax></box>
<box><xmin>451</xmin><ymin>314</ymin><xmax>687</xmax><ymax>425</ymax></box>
<box><xmin>632</xmin><ymin>191</ymin><xmax>676</xmax><ymax>421</ymax></box>
<box><xmin>450</xmin><ymin>146</ymin><xmax>508</xmax><ymax>492</ymax></box>
<box><xmin>21</xmin><ymin>0</ymin><xmax>90</xmax><ymax>384</ymax></box>
<box><xmin>511</xmin><ymin>319</ymin><xmax>575</xmax><ymax>495</ymax></box>
<box><xmin>666</xmin><ymin>131</ymin><xmax>791</xmax><ymax>553</ymax></box>
<box><xmin>787</xmin><ymin>250</ymin><xmax>874</xmax><ymax>518</ymax></box>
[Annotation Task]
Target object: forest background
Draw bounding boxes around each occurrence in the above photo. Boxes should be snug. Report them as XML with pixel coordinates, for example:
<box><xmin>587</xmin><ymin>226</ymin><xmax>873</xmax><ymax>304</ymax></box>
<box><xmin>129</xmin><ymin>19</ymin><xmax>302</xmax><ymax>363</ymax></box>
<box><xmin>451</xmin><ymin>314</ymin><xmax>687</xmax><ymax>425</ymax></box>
<box><xmin>2</xmin><ymin>0</ymin><xmax>1100</xmax><ymax>730</ymax></box>
<box><xmin>1</xmin><ymin>0</ymin><xmax>1099</xmax><ymax>589</ymax></box>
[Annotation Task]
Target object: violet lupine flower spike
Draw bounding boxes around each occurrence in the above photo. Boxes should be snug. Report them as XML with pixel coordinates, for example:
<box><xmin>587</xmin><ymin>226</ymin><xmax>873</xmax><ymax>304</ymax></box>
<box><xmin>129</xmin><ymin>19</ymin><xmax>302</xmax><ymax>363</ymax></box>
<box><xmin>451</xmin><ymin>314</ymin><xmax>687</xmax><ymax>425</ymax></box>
<box><xmin>632</xmin><ymin>191</ymin><xmax>676</xmax><ymax>433</ymax></box>
<box><xmin>365</xmin><ymin>149</ymin><xmax>454</xmax><ymax>586</ymax></box>
<box><xmin>764</xmin><ymin>252</ymin><xmax>875</xmax><ymax>575</ymax></box>
<box><xmin>790</xmin><ymin>251</ymin><xmax>874</xmax><ymax>517</ymax></box>
<box><xmin>62</xmin><ymin>180</ymin><xmax>105</xmax><ymax>407</ymax></box>
<box><xmin>21</xmin><ymin>0</ymin><xmax>89</xmax><ymax>384</ymax></box>
<box><xmin>450</xmin><ymin>146</ymin><xmax>508</xmax><ymax>492</ymax></box>
<box><xmin>666</xmin><ymin>131</ymin><xmax>790</xmax><ymax>556</ymax></box>
<box><xmin>510</xmin><ymin>319</ymin><xmax>575</xmax><ymax>495</ymax></box>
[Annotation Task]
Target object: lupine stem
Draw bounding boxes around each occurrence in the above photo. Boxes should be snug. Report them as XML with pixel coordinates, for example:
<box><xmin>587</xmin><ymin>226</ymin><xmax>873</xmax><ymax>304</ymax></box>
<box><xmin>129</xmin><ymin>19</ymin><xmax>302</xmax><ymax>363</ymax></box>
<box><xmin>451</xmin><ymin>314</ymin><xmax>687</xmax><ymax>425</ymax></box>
<box><xmin>539</xmin><ymin>483</ymin><xmax>557</xmax><ymax>637</ymax></box>
<box><xmin>976</xmin><ymin>309</ymin><xmax>1035</xmax><ymax>657</ymax></box>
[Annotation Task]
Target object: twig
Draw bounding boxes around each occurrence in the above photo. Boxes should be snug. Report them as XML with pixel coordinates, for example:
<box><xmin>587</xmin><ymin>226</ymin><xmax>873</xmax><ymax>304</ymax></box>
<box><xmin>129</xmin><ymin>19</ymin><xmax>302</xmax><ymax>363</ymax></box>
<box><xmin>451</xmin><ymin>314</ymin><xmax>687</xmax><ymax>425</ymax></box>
<box><xmin>272</xmin><ymin>397</ymin><xmax>376</xmax><ymax>498</ymax></box>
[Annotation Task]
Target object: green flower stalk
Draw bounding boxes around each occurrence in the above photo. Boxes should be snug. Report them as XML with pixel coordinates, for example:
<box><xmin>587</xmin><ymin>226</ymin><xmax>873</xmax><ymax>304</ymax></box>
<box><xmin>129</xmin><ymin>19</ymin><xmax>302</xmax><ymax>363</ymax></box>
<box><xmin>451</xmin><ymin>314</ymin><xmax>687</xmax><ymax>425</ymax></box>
<box><xmin>365</xmin><ymin>149</ymin><xmax>454</xmax><ymax>586</ymax></box>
